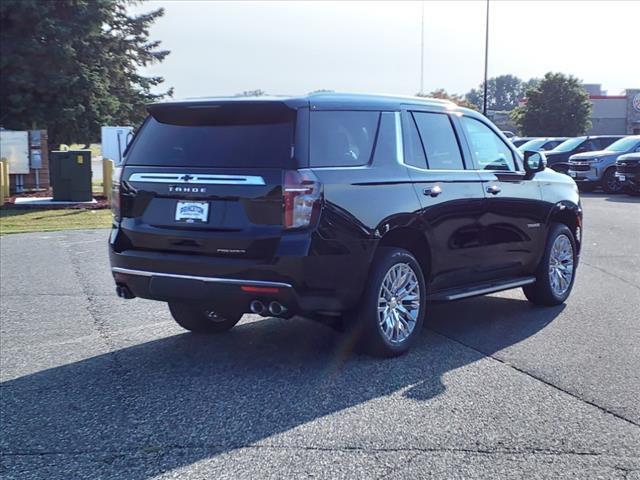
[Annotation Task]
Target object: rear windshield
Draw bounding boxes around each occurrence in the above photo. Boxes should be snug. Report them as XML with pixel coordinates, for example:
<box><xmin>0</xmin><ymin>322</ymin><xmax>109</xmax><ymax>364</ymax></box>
<box><xmin>126</xmin><ymin>112</ymin><xmax>295</xmax><ymax>168</ymax></box>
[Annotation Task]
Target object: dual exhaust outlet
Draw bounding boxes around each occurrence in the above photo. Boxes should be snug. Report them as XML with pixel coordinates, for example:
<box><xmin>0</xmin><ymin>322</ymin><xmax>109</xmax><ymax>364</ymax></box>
<box><xmin>250</xmin><ymin>299</ymin><xmax>287</xmax><ymax>317</ymax></box>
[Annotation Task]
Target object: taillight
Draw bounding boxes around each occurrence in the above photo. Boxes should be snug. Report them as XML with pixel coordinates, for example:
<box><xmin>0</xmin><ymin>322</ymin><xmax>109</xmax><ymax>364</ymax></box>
<box><xmin>111</xmin><ymin>166</ymin><xmax>123</xmax><ymax>222</ymax></box>
<box><xmin>283</xmin><ymin>169</ymin><xmax>323</xmax><ymax>230</ymax></box>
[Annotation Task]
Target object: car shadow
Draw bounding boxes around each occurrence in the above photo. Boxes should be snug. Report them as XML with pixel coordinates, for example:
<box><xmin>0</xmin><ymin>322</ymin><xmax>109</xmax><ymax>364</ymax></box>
<box><xmin>1</xmin><ymin>295</ymin><xmax>563</xmax><ymax>478</ymax></box>
<box><xmin>580</xmin><ymin>192</ymin><xmax>640</xmax><ymax>203</ymax></box>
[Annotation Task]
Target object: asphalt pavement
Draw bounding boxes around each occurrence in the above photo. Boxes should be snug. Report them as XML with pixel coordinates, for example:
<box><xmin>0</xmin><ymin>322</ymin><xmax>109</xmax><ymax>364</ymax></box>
<box><xmin>1</xmin><ymin>193</ymin><xmax>639</xmax><ymax>479</ymax></box>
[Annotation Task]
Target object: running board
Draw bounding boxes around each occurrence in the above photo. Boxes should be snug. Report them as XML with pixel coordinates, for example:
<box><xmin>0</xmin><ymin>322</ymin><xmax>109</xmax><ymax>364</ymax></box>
<box><xmin>428</xmin><ymin>277</ymin><xmax>536</xmax><ymax>302</ymax></box>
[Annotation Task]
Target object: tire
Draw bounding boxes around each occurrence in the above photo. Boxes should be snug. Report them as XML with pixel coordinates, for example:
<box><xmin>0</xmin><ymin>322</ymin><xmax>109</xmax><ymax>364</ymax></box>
<box><xmin>523</xmin><ymin>223</ymin><xmax>577</xmax><ymax>306</ymax></box>
<box><xmin>352</xmin><ymin>248</ymin><xmax>427</xmax><ymax>357</ymax></box>
<box><xmin>168</xmin><ymin>303</ymin><xmax>241</xmax><ymax>333</ymax></box>
<box><xmin>601</xmin><ymin>168</ymin><xmax>623</xmax><ymax>194</ymax></box>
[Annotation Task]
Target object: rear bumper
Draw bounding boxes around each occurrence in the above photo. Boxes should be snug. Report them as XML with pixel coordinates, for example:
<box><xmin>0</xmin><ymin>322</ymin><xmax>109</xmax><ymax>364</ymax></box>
<box><xmin>109</xmin><ymin>228</ymin><xmax>373</xmax><ymax>315</ymax></box>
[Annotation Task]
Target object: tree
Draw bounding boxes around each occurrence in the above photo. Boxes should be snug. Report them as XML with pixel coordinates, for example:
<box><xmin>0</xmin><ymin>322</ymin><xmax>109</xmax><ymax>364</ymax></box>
<box><xmin>235</xmin><ymin>89</ymin><xmax>267</xmax><ymax>97</ymax></box>
<box><xmin>511</xmin><ymin>72</ymin><xmax>592</xmax><ymax>136</ymax></box>
<box><xmin>416</xmin><ymin>89</ymin><xmax>477</xmax><ymax>110</ymax></box>
<box><xmin>0</xmin><ymin>0</ymin><xmax>171</xmax><ymax>145</ymax></box>
<box><xmin>465</xmin><ymin>74</ymin><xmax>531</xmax><ymax>112</ymax></box>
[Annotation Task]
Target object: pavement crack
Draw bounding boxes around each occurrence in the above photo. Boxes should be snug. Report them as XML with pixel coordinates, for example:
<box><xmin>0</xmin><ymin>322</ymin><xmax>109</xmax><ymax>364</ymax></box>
<box><xmin>3</xmin><ymin>443</ymin><xmax>636</xmax><ymax>459</ymax></box>
<box><xmin>63</xmin><ymin>241</ymin><xmax>143</xmax><ymax>440</ymax></box>
<box><xmin>580</xmin><ymin>261</ymin><xmax>640</xmax><ymax>291</ymax></box>
<box><xmin>429</xmin><ymin>329</ymin><xmax>640</xmax><ymax>429</ymax></box>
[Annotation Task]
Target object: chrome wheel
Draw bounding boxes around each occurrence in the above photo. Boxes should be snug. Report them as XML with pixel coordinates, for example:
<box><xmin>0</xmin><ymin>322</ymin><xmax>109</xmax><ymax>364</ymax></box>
<box><xmin>377</xmin><ymin>263</ymin><xmax>420</xmax><ymax>344</ymax></box>
<box><xmin>548</xmin><ymin>234</ymin><xmax>574</xmax><ymax>297</ymax></box>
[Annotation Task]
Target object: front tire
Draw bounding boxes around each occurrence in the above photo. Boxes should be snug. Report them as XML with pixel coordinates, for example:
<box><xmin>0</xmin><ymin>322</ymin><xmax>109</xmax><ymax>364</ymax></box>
<box><xmin>168</xmin><ymin>303</ymin><xmax>241</xmax><ymax>333</ymax></box>
<box><xmin>523</xmin><ymin>223</ymin><xmax>577</xmax><ymax>306</ymax></box>
<box><xmin>601</xmin><ymin>168</ymin><xmax>623</xmax><ymax>194</ymax></box>
<box><xmin>353</xmin><ymin>248</ymin><xmax>426</xmax><ymax>357</ymax></box>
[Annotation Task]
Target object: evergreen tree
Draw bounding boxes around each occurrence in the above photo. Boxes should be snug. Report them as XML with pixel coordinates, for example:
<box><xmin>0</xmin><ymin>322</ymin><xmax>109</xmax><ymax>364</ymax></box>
<box><xmin>0</xmin><ymin>0</ymin><xmax>171</xmax><ymax>145</ymax></box>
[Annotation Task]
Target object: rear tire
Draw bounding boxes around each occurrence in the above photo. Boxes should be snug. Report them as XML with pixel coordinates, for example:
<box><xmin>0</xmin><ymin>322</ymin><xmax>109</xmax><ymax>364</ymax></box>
<box><xmin>523</xmin><ymin>223</ymin><xmax>577</xmax><ymax>306</ymax></box>
<box><xmin>168</xmin><ymin>303</ymin><xmax>241</xmax><ymax>333</ymax></box>
<box><xmin>601</xmin><ymin>168</ymin><xmax>623</xmax><ymax>194</ymax></box>
<box><xmin>352</xmin><ymin>248</ymin><xmax>426</xmax><ymax>357</ymax></box>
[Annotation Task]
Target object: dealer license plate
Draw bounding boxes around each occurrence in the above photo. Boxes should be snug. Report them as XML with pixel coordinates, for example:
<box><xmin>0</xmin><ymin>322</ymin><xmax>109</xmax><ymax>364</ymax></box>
<box><xmin>175</xmin><ymin>201</ymin><xmax>209</xmax><ymax>223</ymax></box>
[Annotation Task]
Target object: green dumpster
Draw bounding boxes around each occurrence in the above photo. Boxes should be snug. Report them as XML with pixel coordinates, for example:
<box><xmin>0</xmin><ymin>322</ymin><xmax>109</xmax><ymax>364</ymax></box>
<box><xmin>50</xmin><ymin>150</ymin><xmax>92</xmax><ymax>202</ymax></box>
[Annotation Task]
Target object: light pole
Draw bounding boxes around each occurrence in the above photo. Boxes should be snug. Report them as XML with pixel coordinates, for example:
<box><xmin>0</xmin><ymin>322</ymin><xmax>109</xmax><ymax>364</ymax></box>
<box><xmin>483</xmin><ymin>0</ymin><xmax>489</xmax><ymax>115</ymax></box>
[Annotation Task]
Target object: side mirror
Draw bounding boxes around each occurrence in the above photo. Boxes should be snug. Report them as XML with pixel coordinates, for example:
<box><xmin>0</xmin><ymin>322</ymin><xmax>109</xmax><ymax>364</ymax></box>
<box><xmin>523</xmin><ymin>150</ymin><xmax>546</xmax><ymax>176</ymax></box>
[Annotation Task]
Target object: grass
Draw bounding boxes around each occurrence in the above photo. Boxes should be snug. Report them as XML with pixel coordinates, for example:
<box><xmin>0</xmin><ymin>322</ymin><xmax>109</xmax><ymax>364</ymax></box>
<box><xmin>0</xmin><ymin>208</ymin><xmax>112</xmax><ymax>235</ymax></box>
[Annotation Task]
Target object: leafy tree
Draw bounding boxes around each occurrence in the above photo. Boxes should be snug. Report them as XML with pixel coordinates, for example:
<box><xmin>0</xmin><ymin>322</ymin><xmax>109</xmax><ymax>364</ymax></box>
<box><xmin>465</xmin><ymin>74</ymin><xmax>531</xmax><ymax>111</ymax></box>
<box><xmin>0</xmin><ymin>0</ymin><xmax>171</xmax><ymax>145</ymax></box>
<box><xmin>308</xmin><ymin>89</ymin><xmax>335</xmax><ymax>94</ymax></box>
<box><xmin>416</xmin><ymin>89</ymin><xmax>477</xmax><ymax>110</ymax></box>
<box><xmin>511</xmin><ymin>72</ymin><xmax>592</xmax><ymax>136</ymax></box>
<box><xmin>235</xmin><ymin>89</ymin><xmax>267</xmax><ymax>97</ymax></box>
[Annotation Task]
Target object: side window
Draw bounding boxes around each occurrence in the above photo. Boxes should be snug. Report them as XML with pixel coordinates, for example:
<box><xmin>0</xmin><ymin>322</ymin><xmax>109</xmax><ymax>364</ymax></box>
<box><xmin>404</xmin><ymin>114</ymin><xmax>428</xmax><ymax>169</ymax></box>
<box><xmin>412</xmin><ymin>112</ymin><xmax>464</xmax><ymax>170</ymax></box>
<box><xmin>460</xmin><ymin>116</ymin><xmax>516</xmax><ymax>172</ymax></box>
<box><xmin>586</xmin><ymin>140</ymin><xmax>598</xmax><ymax>151</ymax></box>
<box><xmin>310</xmin><ymin>111</ymin><xmax>380</xmax><ymax>167</ymax></box>
<box><xmin>598</xmin><ymin>138</ymin><xmax>615</xmax><ymax>149</ymax></box>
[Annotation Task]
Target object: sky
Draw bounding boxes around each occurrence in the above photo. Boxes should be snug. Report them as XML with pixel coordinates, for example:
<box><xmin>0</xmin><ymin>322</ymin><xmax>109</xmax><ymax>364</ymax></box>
<box><xmin>132</xmin><ymin>0</ymin><xmax>640</xmax><ymax>99</ymax></box>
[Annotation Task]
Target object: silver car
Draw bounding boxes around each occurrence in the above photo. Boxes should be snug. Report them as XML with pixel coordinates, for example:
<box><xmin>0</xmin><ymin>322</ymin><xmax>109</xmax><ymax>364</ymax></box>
<box><xmin>567</xmin><ymin>136</ymin><xmax>640</xmax><ymax>193</ymax></box>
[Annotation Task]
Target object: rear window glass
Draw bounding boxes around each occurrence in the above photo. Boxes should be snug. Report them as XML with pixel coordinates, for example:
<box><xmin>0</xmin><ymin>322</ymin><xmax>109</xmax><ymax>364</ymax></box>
<box><xmin>412</xmin><ymin>112</ymin><xmax>464</xmax><ymax>170</ymax></box>
<box><xmin>310</xmin><ymin>111</ymin><xmax>380</xmax><ymax>167</ymax></box>
<box><xmin>126</xmin><ymin>117</ymin><xmax>294</xmax><ymax>168</ymax></box>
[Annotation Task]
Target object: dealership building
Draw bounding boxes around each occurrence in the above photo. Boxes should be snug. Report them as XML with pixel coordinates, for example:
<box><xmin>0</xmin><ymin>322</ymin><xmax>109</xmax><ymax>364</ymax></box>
<box><xmin>583</xmin><ymin>85</ymin><xmax>640</xmax><ymax>135</ymax></box>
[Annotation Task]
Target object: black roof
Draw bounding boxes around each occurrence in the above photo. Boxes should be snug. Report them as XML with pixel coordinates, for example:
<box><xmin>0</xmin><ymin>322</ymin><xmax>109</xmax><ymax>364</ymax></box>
<box><xmin>150</xmin><ymin>92</ymin><xmax>481</xmax><ymax>117</ymax></box>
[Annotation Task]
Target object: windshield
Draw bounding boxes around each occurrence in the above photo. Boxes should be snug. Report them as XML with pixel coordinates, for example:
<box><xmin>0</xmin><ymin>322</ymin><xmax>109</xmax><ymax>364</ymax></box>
<box><xmin>605</xmin><ymin>136</ymin><xmax>640</xmax><ymax>153</ymax></box>
<box><xmin>550</xmin><ymin>137</ymin><xmax>585</xmax><ymax>153</ymax></box>
<box><xmin>517</xmin><ymin>139</ymin><xmax>546</xmax><ymax>151</ymax></box>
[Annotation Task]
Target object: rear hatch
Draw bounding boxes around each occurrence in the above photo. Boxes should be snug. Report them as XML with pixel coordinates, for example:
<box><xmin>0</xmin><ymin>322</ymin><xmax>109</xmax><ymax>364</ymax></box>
<box><xmin>117</xmin><ymin>100</ymin><xmax>304</xmax><ymax>259</ymax></box>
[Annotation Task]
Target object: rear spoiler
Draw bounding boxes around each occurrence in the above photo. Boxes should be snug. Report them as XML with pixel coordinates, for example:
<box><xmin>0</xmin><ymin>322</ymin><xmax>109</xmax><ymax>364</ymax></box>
<box><xmin>147</xmin><ymin>99</ymin><xmax>303</xmax><ymax>126</ymax></box>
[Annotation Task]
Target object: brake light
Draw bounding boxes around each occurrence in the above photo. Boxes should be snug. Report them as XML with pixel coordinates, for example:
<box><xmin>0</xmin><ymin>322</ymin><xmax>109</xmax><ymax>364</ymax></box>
<box><xmin>283</xmin><ymin>169</ymin><xmax>323</xmax><ymax>229</ymax></box>
<box><xmin>111</xmin><ymin>166</ymin><xmax>123</xmax><ymax>222</ymax></box>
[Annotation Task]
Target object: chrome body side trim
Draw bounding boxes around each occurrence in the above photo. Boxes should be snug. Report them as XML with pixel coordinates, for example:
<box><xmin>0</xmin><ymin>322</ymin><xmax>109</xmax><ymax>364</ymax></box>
<box><xmin>128</xmin><ymin>173</ymin><xmax>266</xmax><ymax>185</ymax></box>
<box><xmin>443</xmin><ymin>277</ymin><xmax>536</xmax><ymax>301</ymax></box>
<box><xmin>112</xmin><ymin>267</ymin><xmax>292</xmax><ymax>289</ymax></box>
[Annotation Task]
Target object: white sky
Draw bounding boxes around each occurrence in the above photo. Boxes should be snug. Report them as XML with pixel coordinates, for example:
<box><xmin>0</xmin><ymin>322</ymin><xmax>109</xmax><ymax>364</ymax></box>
<box><xmin>133</xmin><ymin>0</ymin><xmax>640</xmax><ymax>98</ymax></box>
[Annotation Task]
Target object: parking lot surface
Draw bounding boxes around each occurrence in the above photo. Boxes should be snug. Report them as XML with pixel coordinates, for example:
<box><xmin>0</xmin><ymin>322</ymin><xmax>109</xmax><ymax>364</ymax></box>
<box><xmin>1</xmin><ymin>193</ymin><xmax>639</xmax><ymax>479</ymax></box>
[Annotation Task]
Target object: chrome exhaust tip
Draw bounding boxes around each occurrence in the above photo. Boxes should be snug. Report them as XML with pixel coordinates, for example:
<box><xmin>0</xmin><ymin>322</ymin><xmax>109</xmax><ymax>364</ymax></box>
<box><xmin>268</xmin><ymin>301</ymin><xmax>286</xmax><ymax>316</ymax></box>
<box><xmin>250</xmin><ymin>300</ymin><xmax>266</xmax><ymax>315</ymax></box>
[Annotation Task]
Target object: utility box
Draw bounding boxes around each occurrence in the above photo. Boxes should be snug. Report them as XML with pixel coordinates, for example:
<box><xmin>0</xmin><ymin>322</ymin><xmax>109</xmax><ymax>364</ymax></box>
<box><xmin>50</xmin><ymin>150</ymin><xmax>92</xmax><ymax>201</ymax></box>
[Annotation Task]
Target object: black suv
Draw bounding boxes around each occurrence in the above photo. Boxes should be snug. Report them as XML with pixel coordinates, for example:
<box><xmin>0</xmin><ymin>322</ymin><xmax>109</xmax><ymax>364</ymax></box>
<box><xmin>110</xmin><ymin>93</ymin><xmax>582</xmax><ymax>357</ymax></box>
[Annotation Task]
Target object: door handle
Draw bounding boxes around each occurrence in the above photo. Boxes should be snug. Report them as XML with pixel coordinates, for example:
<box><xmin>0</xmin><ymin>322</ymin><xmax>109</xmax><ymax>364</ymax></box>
<box><xmin>486</xmin><ymin>185</ymin><xmax>501</xmax><ymax>195</ymax></box>
<box><xmin>423</xmin><ymin>185</ymin><xmax>442</xmax><ymax>197</ymax></box>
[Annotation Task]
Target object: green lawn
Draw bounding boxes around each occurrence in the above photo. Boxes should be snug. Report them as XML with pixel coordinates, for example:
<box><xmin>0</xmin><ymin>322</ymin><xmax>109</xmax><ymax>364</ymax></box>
<box><xmin>0</xmin><ymin>208</ymin><xmax>112</xmax><ymax>235</ymax></box>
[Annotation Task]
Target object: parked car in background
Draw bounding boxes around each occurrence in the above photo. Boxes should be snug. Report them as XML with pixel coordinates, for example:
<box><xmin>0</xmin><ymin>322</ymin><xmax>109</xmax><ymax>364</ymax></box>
<box><xmin>517</xmin><ymin>137</ymin><xmax>568</xmax><ymax>153</ymax></box>
<box><xmin>501</xmin><ymin>130</ymin><xmax>515</xmax><ymax>138</ymax></box>
<box><xmin>615</xmin><ymin>152</ymin><xmax>640</xmax><ymax>195</ymax></box>
<box><xmin>109</xmin><ymin>93</ymin><xmax>583</xmax><ymax>357</ymax></box>
<box><xmin>511</xmin><ymin>136</ymin><xmax>536</xmax><ymax>147</ymax></box>
<box><xmin>545</xmin><ymin>135</ymin><xmax>623</xmax><ymax>174</ymax></box>
<box><xmin>568</xmin><ymin>136</ymin><xmax>640</xmax><ymax>193</ymax></box>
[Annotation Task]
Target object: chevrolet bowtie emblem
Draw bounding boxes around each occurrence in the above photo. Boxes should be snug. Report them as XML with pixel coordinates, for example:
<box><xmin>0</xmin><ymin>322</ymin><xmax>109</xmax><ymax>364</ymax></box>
<box><xmin>180</xmin><ymin>174</ymin><xmax>194</xmax><ymax>182</ymax></box>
